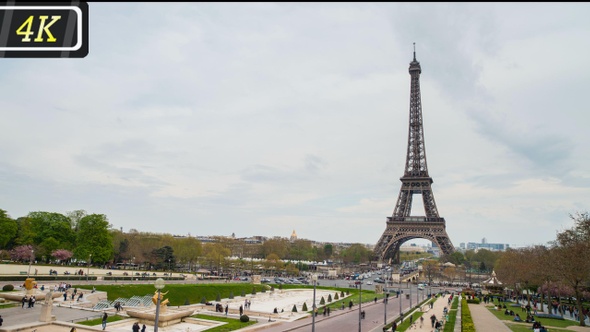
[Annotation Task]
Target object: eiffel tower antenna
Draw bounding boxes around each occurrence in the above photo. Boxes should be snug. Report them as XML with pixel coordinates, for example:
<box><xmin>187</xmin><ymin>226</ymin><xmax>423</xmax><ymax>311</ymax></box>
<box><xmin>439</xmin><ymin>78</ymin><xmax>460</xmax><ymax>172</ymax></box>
<box><xmin>374</xmin><ymin>46</ymin><xmax>455</xmax><ymax>263</ymax></box>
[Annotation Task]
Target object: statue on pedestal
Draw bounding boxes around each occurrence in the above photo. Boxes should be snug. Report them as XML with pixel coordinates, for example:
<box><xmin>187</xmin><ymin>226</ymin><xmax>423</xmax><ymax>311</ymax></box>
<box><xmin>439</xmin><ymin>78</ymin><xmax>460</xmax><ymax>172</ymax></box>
<box><xmin>25</xmin><ymin>278</ymin><xmax>37</xmax><ymax>295</ymax></box>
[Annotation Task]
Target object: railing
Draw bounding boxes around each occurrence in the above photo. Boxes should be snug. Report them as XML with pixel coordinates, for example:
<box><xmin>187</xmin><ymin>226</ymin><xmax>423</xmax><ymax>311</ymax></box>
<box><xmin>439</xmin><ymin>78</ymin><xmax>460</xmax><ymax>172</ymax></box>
<box><xmin>387</xmin><ymin>216</ymin><xmax>445</xmax><ymax>223</ymax></box>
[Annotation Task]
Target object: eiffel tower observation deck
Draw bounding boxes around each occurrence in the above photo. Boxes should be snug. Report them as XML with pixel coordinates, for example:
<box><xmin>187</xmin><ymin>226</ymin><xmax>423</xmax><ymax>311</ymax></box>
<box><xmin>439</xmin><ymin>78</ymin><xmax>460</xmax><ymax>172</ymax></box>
<box><xmin>375</xmin><ymin>44</ymin><xmax>455</xmax><ymax>263</ymax></box>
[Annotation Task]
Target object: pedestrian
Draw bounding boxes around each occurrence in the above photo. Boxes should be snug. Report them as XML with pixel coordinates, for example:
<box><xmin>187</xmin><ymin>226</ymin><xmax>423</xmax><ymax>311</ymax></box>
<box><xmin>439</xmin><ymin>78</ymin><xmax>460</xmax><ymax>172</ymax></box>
<box><xmin>132</xmin><ymin>322</ymin><xmax>140</xmax><ymax>332</ymax></box>
<box><xmin>349</xmin><ymin>300</ymin><xmax>353</xmax><ymax>309</ymax></box>
<box><xmin>63</xmin><ymin>292</ymin><xmax>67</xmax><ymax>301</ymax></box>
<box><xmin>430</xmin><ymin>314</ymin><xmax>436</xmax><ymax>328</ymax></box>
<box><xmin>22</xmin><ymin>296</ymin><xmax>27</xmax><ymax>308</ymax></box>
<box><xmin>141</xmin><ymin>324</ymin><xmax>146</xmax><ymax>332</ymax></box>
<box><xmin>392</xmin><ymin>321</ymin><xmax>397</xmax><ymax>331</ymax></box>
<box><xmin>225</xmin><ymin>304</ymin><xmax>228</xmax><ymax>316</ymax></box>
<box><xmin>70</xmin><ymin>328</ymin><xmax>76</xmax><ymax>332</ymax></box>
<box><xmin>0</xmin><ymin>314</ymin><xmax>3</xmax><ymax>326</ymax></box>
<box><xmin>341</xmin><ymin>302</ymin><xmax>345</xmax><ymax>310</ymax></box>
<box><xmin>420</xmin><ymin>316</ymin><xmax>424</xmax><ymax>327</ymax></box>
<box><xmin>327</xmin><ymin>307</ymin><xmax>330</xmax><ymax>316</ymax></box>
<box><xmin>239</xmin><ymin>305</ymin><xmax>243</xmax><ymax>316</ymax></box>
<box><xmin>102</xmin><ymin>312</ymin><xmax>108</xmax><ymax>330</ymax></box>
<box><xmin>410</xmin><ymin>314</ymin><xmax>413</xmax><ymax>325</ymax></box>
<box><xmin>28</xmin><ymin>296</ymin><xmax>33</xmax><ymax>308</ymax></box>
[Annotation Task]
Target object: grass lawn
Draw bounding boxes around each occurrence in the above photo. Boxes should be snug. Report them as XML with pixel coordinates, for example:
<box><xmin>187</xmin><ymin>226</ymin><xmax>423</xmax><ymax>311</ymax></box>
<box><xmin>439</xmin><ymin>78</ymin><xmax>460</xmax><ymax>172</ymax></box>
<box><xmin>76</xmin><ymin>314</ymin><xmax>125</xmax><ymax>326</ymax></box>
<box><xmin>75</xmin><ymin>283</ymin><xmax>385</xmax><ymax>310</ymax></box>
<box><xmin>192</xmin><ymin>314</ymin><xmax>256</xmax><ymax>331</ymax></box>
<box><xmin>485</xmin><ymin>306</ymin><xmax>580</xmax><ymax>330</ymax></box>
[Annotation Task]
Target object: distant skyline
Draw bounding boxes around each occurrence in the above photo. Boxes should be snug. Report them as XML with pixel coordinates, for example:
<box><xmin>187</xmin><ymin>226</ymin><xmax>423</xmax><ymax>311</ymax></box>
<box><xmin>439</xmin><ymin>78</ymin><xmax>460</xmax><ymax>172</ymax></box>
<box><xmin>1</xmin><ymin>3</ymin><xmax>589</xmax><ymax>249</ymax></box>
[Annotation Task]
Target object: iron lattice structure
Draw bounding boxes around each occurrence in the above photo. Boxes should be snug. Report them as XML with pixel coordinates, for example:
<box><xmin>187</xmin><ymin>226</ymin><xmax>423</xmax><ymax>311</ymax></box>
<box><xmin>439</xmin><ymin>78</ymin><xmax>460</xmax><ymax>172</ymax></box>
<box><xmin>375</xmin><ymin>48</ymin><xmax>455</xmax><ymax>262</ymax></box>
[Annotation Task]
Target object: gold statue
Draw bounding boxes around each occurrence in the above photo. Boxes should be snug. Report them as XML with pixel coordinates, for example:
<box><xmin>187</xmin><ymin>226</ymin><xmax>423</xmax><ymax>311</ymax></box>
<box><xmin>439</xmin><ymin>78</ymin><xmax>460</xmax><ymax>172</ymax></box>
<box><xmin>152</xmin><ymin>290</ymin><xmax>169</xmax><ymax>306</ymax></box>
<box><xmin>25</xmin><ymin>278</ymin><xmax>37</xmax><ymax>290</ymax></box>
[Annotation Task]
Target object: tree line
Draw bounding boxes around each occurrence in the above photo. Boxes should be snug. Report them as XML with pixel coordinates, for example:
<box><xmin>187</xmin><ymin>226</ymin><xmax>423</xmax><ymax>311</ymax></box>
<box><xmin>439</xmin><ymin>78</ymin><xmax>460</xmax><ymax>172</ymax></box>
<box><xmin>0</xmin><ymin>208</ymin><xmax>375</xmax><ymax>273</ymax></box>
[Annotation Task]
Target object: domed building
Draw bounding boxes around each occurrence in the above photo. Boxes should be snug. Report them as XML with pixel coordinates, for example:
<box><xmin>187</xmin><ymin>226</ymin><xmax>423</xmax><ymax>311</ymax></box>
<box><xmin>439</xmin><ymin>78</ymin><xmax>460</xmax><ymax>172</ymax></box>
<box><xmin>290</xmin><ymin>230</ymin><xmax>297</xmax><ymax>242</ymax></box>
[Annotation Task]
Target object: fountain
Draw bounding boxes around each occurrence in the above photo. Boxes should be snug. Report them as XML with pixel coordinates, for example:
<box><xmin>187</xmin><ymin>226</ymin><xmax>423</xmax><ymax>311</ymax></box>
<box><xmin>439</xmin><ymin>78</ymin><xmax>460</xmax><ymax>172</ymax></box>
<box><xmin>126</xmin><ymin>279</ymin><xmax>193</xmax><ymax>327</ymax></box>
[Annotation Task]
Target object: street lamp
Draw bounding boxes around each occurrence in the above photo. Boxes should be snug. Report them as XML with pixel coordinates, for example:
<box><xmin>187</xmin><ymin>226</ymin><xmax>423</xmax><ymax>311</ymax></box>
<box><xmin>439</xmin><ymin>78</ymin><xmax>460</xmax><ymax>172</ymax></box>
<box><xmin>384</xmin><ymin>293</ymin><xmax>389</xmax><ymax>326</ymax></box>
<box><xmin>398</xmin><ymin>276</ymin><xmax>402</xmax><ymax>317</ymax></box>
<box><xmin>87</xmin><ymin>254</ymin><xmax>92</xmax><ymax>281</ymax></box>
<box><xmin>154</xmin><ymin>278</ymin><xmax>165</xmax><ymax>332</ymax></box>
<box><xmin>311</xmin><ymin>274</ymin><xmax>318</xmax><ymax>332</ymax></box>
<box><xmin>358</xmin><ymin>280</ymin><xmax>362</xmax><ymax>332</ymax></box>
<box><xmin>27</xmin><ymin>249</ymin><xmax>34</xmax><ymax>278</ymax></box>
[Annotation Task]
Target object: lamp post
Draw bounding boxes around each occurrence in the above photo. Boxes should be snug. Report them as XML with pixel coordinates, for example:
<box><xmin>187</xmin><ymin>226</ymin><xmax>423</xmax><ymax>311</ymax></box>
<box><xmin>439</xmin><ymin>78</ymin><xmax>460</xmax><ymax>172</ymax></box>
<box><xmin>154</xmin><ymin>278</ymin><xmax>165</xmax><ymax>332</ymax></box>
<box><xmin>384</xmin><ymin>293</ymin><xmax>389</xmax><ymax>326</ymax></box>
<box><xmin>27</xmin><ymin>249</ymin><xmax>34</xmax><ymax>278</ymax></box>
<box><xmin>168</xmin><ymin>258</ymin><xmax>171</xmax><ymax>279</ymax></box>
<box><xmin>358</xmin><ymin>280</ymin><xmax>362</xmax><ymax>332</ymax></box>
<box><xmin>311</xmin><ymin>274</ymin><xmax>318</xmax><ymax>332</ymax></box>
<box><xmin>398</xmin><ymin>276</ymin><xmax>402</xmax><ymax>317</ymax></box>
<box><xmin>87</xmin><ymin>254</ymin><xmax>92</xmax><ymax>281</ymax></box>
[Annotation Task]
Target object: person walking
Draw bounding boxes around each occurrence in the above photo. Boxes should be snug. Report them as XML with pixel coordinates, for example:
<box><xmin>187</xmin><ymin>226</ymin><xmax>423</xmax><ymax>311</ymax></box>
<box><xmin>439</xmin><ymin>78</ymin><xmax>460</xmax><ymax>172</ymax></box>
<box><xmin>239</xmin><ymin>305</ymin><xmax>243</xmax><ymax>316</ymax></box>
<box><xmin>225</xmin><ymin>304</ymin><xmax>229</xmax><ymax>316</ymax></box>
<box><xmin>141</xmin><ymin>324</ymin><xmax>146</xmax><ymax>332</ymax></box>
<box><xmin>430</xmin><ymin>314</ymin><xmax>436</xmax><ymax>328</ymax></box>
<box><xmin>101</xmin><ymin>312</ymin><xmax>108</xmax><ymax>330</ymax></box>
<box><xmin>132</xmin><ymin>322</ymin><xmax>140</xmax><ymax>332</ymax></box>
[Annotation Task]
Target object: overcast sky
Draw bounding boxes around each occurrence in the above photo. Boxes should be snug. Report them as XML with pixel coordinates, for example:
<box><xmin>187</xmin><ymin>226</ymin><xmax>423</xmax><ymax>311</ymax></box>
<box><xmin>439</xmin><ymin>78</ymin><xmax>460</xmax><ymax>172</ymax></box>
<box><xmin>1</xmin><ymin>3</ymin><xmax>589</xmax><ymax>249</ymax></box>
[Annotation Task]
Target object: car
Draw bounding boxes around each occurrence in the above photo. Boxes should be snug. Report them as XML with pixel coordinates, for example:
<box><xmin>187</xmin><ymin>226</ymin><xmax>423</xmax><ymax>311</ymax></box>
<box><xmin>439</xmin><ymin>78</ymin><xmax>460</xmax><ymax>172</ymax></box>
<box><xmin>261</xmin><ymin>278</ymin><xmax>271</xmax><ymax>283</ymax></box>
<box><xmin>366</xmin><ymin>281</ymin><xmax>373</xmax><ymax>285</ymax></box>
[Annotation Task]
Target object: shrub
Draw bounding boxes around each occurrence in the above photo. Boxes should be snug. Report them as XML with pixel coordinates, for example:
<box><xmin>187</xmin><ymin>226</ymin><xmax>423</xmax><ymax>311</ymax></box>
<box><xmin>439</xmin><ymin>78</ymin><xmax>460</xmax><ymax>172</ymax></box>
<box><xmin>466</xmin><ymin>298</ymin><xmax>480</xmax><ymax>304</ymax></box>
<box><xmin>252</xmin><ymin>287</ymin><xmax>256</xmax><ymax>295</ymax></box>
<box><xmin>216</xmin><ymin>293</ymin><xmax>221</xmax><ymax>301</ymax></box>
<box><xmin>240</xmin><ymin>314</ymin><xmax>249</xmax><ymax>322</ymax></box>
<box><xmin>335</xmin><ymin>292</ymin><xmax>339</xmax><ymax>300</ymax></box>
<box><xmin>270</xmin><ymin>286</ymin><xmax>275</xmax><ymax>292</ymax></box>
<box><xmin>2</xmin><ymin>284</ymin><xmax>14</xmax><ymax>291</ymax></box>
<box><xmin>327</xmin><ymin>294</ymin><xmax>332</xmax><ymax>302</ymax></box>
<box><xmin>184</xmin><ymin>298</ymin><xmax>190</xmax><ymax>305</ymax></box>
<box><xmin>346</xmin><ymin>290</ymin><xmax>350</xmax><ymax>295</ymax></box>
<box><xmin>229</xmin><ymin>291</ymin><xmax>234</xmax><ymax>299</ymax></box>
<box><xmin>292</xmin><ymin>304</ymin><xmax>298</xmax><ymax>312</ymax></box>
<box><xmin>261</xmin><ymin>287</ymin><xmax>266</xmax><ymax>293</ymax></box>
<box><xmin>241</xmin><ymin>290</ymin><xmax>246</xmax><ymax>297</ymax></box>
<box><xmin>341</xmin><ymin>291</ymin><xmax>345</xmax><ymax>297</ymax></box>
<box><xmin>461</xmin><ymin>298</ymin><xmax>475</xmax><ymax>332</ymax></box>
<box><xmin>302</xmin><ymin>302</ymin><xmax>308</xmax><ymax>311</ymax></box>
<box><xmin>320</xmin><ymin>296</ymin><xmax>325</xmax><ymax>305</ymax></box>
<box><xmin>279</xmin><ymin>284</ymin><xmax>283</xmax><ymax>290</ymax></box>
<box><xmin>200</xmin><ymin>296</ymin><xmax>207</xmax><ymax>304</ymax></box>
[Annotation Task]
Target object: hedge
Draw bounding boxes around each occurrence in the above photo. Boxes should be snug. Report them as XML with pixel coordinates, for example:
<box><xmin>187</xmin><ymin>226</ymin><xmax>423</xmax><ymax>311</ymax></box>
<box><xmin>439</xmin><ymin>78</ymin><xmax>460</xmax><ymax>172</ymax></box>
<box><xmin>461</xmin><ymin>298</ymin><xmax>475</xmax><ymax>332</ymax></box>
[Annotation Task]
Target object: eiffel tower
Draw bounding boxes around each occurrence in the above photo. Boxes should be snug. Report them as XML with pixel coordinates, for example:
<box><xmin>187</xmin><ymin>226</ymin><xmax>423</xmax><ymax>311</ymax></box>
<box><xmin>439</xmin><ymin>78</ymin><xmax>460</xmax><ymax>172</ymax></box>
<box><xmin>374</xmin><ymin>45</ymin><xmax>455</xmax><ymax>263</ymax></box>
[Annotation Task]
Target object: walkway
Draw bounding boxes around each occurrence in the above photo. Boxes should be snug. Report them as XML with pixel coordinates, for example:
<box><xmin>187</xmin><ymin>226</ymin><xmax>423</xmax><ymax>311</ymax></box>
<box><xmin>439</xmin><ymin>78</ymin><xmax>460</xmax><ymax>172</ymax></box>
<box><xmin>468</xmin><ymin>303</ymin><xmax>512</xmax><ymax>332</ymax></box>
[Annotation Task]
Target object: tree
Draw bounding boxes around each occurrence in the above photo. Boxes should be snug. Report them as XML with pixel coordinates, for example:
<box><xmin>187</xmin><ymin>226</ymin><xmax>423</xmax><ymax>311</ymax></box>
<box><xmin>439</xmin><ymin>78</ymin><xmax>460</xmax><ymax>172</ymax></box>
<box><xmin>552</xmin><ymin>212</ymin><xmax>590</xmax><ymax>326</ymax></box>
<box><xmin>66</xmin><ymin>209</ymin><xmax>87</xmax><ymax>231</ymax></box>
<box><xmin>52</xmin><ymin>249</ymin><xmax>73</xmax><ymax>262</ymax></box>
<box><xmin>10</xmin><ymin>244</ymin><xmax>34</xmax><ymax>262</ymax></box>
<box><xmin>152</xmin><ymin>245</ymin><xmax>175</xmax><ymax>271</ymax></box>
<box><xmin>202</xmin><ymin>243</ymin><xmax>230</xmax><ymax>275</ymax></box>
<box><xmin>340</xmin><ymin>244</ymin><xmax>371</xmax><ymax>265</ymax></box>
<box><xmin>74</xmin><ymin>214</ymin><xmax>113</xmax><ymax>264</ymax></box>
<box><xmin>27</xmin><ymin>212</ymin><xmax>75</xmax><ymax>251</ymax></box>
<box><xmin>421</xmin><ymin>260</ymin><xmax>438</xmax><ymax>284</ymax></box>
<box><xmin>0</xmin><ymin>209</ymin><xmax>18</xmax><ymax>249</ymax></box>
<box><xmin>172</xmin><ymin>236</ymin><xmax>202</xmax><ymax>272</ymax></box>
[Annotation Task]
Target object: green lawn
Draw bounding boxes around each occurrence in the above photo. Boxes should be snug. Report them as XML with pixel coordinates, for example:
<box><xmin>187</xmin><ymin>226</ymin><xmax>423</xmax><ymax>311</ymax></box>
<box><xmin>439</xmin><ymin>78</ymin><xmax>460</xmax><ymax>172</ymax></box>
<box><xmin>74</xmin><ymin>283</ymin><xmax>391</xmax><ymax>311</ymax></box>
<box><xmin>192</xmin><ymin>314</ymin><xmax>256</xmax><ymax>331</ymax></box>
<box><xmin>485</xmin><ymin>306</ymin><xmax>580</xmax><ymax>329</ymax></box>
<box><xmin>76</xmin><ymin>314</ymin><xmax>125</xmax><ymax>326</ymax></box>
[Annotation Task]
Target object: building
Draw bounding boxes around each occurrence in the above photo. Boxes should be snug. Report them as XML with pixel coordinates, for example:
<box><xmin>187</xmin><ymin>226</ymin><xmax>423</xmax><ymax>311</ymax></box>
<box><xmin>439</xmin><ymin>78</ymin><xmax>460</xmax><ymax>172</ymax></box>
<box><xmin>459</xmin><ymin>238</ymin><xmax>510</xmax><ymax>251</ymax></box>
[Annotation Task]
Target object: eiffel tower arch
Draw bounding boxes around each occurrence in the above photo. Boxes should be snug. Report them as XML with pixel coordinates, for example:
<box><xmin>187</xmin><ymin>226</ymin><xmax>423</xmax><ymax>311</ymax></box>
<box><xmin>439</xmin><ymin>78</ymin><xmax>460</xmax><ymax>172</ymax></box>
<box><xmin>375</xmin><ymin>45</ymin><xmax>455</xmax><ymax>263</ymax></box>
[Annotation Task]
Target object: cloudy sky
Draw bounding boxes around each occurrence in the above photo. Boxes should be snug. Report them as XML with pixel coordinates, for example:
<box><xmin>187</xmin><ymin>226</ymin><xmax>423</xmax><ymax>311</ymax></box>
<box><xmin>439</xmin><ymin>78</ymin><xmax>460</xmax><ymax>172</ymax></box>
<box><xmin>1</xmin><ymin>3</ymin><xmax>589</xmax><ymax>249</ymax></box>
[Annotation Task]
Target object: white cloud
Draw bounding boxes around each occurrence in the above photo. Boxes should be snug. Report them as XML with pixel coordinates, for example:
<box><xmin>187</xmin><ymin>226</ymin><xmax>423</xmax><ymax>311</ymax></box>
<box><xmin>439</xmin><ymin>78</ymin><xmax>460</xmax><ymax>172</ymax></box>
<box><xmin>1</xmin><ymin>3</ymin><xmax>589</xmax><ymax>248</ymax></box>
